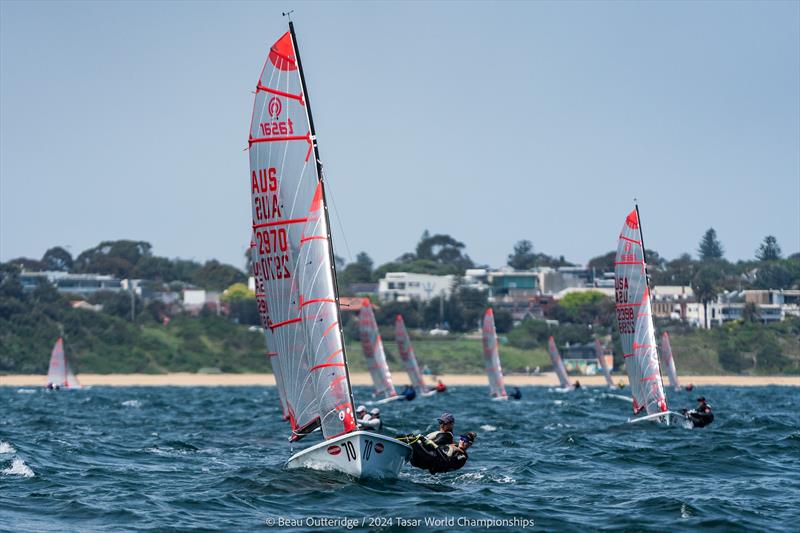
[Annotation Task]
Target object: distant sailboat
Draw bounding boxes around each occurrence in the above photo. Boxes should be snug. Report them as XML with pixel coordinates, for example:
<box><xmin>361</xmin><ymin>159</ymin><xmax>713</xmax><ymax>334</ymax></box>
<box><xmin>247</xmin><ymin>21</ymin><xmax>410</xmax><ymax>477</ymax></box>
<box><xmin>481</xmin><ymin>309</ymin><xmax>508</xmax><ymax>400</ymax></box>
<box><xmin>660</xmin><ymin>332</ymin><xmax>681</xmax><ymax>391</ymax></box>
<box><xmin>594</xmin><ymin>339</ymin><xmax>616</xmax><ymax>389</ymax></box>
<box><xmin>614</xmin><ymin>205</ymin><xmax>690</xmax><ymax>428</ymax></box>
<box><xmin>547</xmin><ymin>336</ymin><xmax>573</xmax><ymax>391</ymax></box>
<box><xmin>45</xmin><ymin>337</ymin><xmax>81</xmax><ymax>389</ymax></box>
<box><xmin>395</xmin><ymin>315</ymin><xmax>435</xmax><ymax>397</ymax></box>
<box><xmin>358</xmin><ymin>300</ymin><xmax>398</xmax><ymax>401</ymax></box>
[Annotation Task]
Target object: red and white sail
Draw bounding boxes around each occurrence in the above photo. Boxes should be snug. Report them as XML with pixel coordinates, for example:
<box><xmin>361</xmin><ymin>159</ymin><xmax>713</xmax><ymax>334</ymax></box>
<box><xmin>298</xmin><ymin>184</ymin><xmax>357</xmax><ymax>439</ymax></box>
<box><xmin>481</xmin><ymin>309</ymin><xmax>507</xmax><ymax>398</ymax></box>
<box><xmin>547</xmin><ymin>336</ymin><xmax>571</xmax><ymax>389</ymax></box>
<box><xmin>661</xmin><ymin>332</ymin><xmax>681</xmax><ymax>391</ymax></box>
<box><xmin>358</xmin><ymin>300</ymin><xmax>397</xmax><ymax>398</ymax></box>
<box><xmin>614</xmin><ymin>208</ymin><xmax>668</xmax><ymax>415</ymax></box>
<box><xmin>395</xmin><ymin>315</ymin><xmax>428</xmax><ymax>393</ymax></box>
<box><xmin>595</xmin><ymin>339</ymin><xmax>616</xmax><ymax>389</ymax></box>
<box><xmin>46</xmin><ymin>338</ymin><xmax>81</xmax><ymax>389</ymax></box>
<box><xmin>248</xmin><ymin>30</ymin><xmax>323</xmax><ymax>439</ymax></box>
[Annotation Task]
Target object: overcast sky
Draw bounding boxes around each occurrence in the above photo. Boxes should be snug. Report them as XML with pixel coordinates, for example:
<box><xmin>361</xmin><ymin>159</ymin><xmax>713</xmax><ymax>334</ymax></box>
<box><xmin>1</xmin><ymin>1</ymin><xmax>798</xmax><ymax>271</ymax></box>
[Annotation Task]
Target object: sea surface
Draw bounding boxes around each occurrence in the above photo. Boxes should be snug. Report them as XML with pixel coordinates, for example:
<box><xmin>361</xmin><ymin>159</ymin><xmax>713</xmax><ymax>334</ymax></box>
<box><xmin>1</xmin><ymin>385</ymin><xmax>799</xmax><ymax>532</ymax></box>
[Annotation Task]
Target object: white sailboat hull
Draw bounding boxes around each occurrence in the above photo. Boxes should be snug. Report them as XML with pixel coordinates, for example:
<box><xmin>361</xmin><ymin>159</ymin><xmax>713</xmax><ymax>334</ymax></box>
<box><xmin>286</xmin><ymin>430</ymin><xmax>411</xmax><ymax>479</ymax></box>
<box><xmin>627</xmin><ymin>410</ymin><xmax>693</xmax><ymax>429</ymax></box>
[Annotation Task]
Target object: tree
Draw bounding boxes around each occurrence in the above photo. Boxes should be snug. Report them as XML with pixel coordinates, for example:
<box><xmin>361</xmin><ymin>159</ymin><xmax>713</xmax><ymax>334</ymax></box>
<box><xmin>73</xmin><ymin>240</ymin><xmax>153</xmax><ymax>278</ymax></box>
<box><xmin>507</xmin><ymin>240</ymin><xmax>537</xmax><ymax>270</ymax></box>
<box><xmin>698</xmin><ymin>228</ymin><xmax>724</xmax><ymax>261</ymax></box>
<box><xmin>741</xmin><ymin>302</ymin><xmax>760</xmax><ymax>323</ymax></box>
<box><xmin>756</xmin><ymin>235</ymin><xmax>782</xmax><ymax>261</ymax></box>
<box><xmin>338</xmin><ymin>252</ymin><xmax>374</xmax><ymax>293</ymax></box>
<box><xmin>691</xmin><ymin>266</ymin><xmax>721</xmax><ymax>328</ymax></box>
<box><xmin>652</xmin><ymin>253</ymin><xmax>695</xmax><ymax>286</ymax></box>
<box><xmin>191</xmin><ymin>260</ymin><xmax>246</xmax><ymax>291</ymax></box>
<box><xmin>41</xmin><ymin>247</ymin><xmax>73</xmax><ymax>271</ymax></box>
<box><xmin>587</xmin><ymin>251</ymin><xmax>616</xmax><ymax>272</ymax></box>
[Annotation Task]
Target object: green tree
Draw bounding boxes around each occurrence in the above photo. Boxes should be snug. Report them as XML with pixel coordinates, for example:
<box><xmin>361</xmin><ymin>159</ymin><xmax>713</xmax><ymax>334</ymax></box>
<box><xmin>756</xmin><ymin>235</ymin><xmax>782</xmax><ymax>261</ymax></box>
<box><xmin>698</xmin><ymin>228</ymin><xmax>724</xmax><ymax>261</ymax></box>
<box><xmin>691</xmin><ymin>266</ymin><xmax>721</xmax><ymax>328</ymax></box>
<box><xmin>41</xmin><ymin>246</ymin><xmax>73</xmax><ymax>271</ymax></box>
<box><xmin>652</xmin><ymin>253</ymin><xmax>695</xmax><ymax>286</ymax></box>
<box><xmin>191</xmin><ymin>260</ymin><xmax>246</xmax><ymax>291</ymax></box>
<box><xmin>588</xmin><ymin>251</ymin><xmax>616</xmax><ymax>272</ymax></box>
<box><xmin>507</xmin><ymin>240</ymin><xmax>537</xmax><ymax>270</ymax></box>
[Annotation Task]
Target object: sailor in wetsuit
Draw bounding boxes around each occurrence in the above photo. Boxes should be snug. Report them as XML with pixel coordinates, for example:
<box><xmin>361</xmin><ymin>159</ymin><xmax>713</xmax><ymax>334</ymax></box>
<box><xmin>685</xmin><ymin>397</ymin><xmax>714</xmax><ymax>428</ymax></box>
<box><xmin>509</xmin><ymin>387</ymin><xmax>522</xmax><ymax>400</ymax></box>
<box><xmin>399</xmin><ymin>430</ymin><xmax>476</xmax><ymax>475</ymax></box>
<box><xmin>426</xmin><ymin>412</ymin><xmax>455</xmax><ymax>446</ymax></box>
<box><xmin>402</xmin><ymin>384</ymin><xmax>417</xmax><ymax>401</ymax></box>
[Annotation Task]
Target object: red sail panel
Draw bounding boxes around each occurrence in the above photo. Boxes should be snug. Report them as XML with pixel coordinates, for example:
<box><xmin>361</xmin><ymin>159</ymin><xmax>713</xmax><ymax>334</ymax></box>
<box><xmin>614</xmin><ymin>208</ymin><xmax>668</xmax><ymax>415</ymax></box>
<box><xmin>395</xmin><ymin>315</ymin><xmax>428</xmax><ymax>393</ymax></box>
<box><xmin>661</xmin><ymin>332</ymin><xmax>681</xmax><ymax>391</ymax></box>
<box><xmin>248</xmin><ymin>31</ymin><xmax>320</xmax><ymax>439</ymax></box>
<box><xmin>298</xmin><ymin>183</ymin><xmax>357</xmax><ymax>439</ymax></box>
<box><xmin>481</xmin><ymin>309</ymin><xmax>507</xmax><ymax>398</ymax></box>
<box><xmin>548</xmin><ymin>337</ymin><xmax>571</xmax><ymax>389</ymax></box>
<box><xmin>595</xmin><ymin>339</ymin><xmax>616</xmax><ymax>389</ymax></box>
<box><xmin>358</xmin><ymin>301</ymin><xmax>396</xmax><ymax>398</ymax></box>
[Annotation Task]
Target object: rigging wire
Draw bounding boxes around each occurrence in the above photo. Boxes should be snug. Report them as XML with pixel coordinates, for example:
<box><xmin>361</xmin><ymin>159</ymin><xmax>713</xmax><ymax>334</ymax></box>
<box><xmin>320</xmin><ymin>164</ymin><xmax>355</xmax><ymax>265</ymax></box>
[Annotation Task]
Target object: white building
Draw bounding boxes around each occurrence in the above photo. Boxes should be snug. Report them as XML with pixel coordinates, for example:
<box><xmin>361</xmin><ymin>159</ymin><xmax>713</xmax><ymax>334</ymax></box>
<box><xmin>377</xmin><ymin>272</ymin><xmax>454</xmax><ymax>302</ymax></box>
<box><xmin>19</xmin><ymin>271</ymin><xmax>123</xmax><ymax>295</ymax></box>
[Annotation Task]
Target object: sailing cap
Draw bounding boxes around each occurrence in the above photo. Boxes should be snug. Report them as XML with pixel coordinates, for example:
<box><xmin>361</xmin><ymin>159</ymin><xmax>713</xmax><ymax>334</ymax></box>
<box><xmin>459</xmin><ymin>432</ymin><xmax>476</xmax><ymax>444</ymax></box>
<box><xmin>437</xmin><ymin>412</ymin><xmax>455</xmax><ymax>425</ymax></box>
<box><xmin>370</xmin><ymin>408</ymin><xmax>380</xmax><ymax>416</ymax></box>
<box><xmin>696</xmin><ymin>397</ymin><xmax>706</xmax><ymax>402</ymax></box>
<box><xmin>356</xmin><ymin>405</ymin><xmax>367</xmax><ymax>413</ymax></box>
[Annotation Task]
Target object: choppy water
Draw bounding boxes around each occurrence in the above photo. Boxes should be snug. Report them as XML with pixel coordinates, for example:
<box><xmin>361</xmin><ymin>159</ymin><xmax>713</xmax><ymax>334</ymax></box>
<box><xmin>1</xmin><ymin>385</ymin><xmax>799</xmax><ymax>531</ymax></box>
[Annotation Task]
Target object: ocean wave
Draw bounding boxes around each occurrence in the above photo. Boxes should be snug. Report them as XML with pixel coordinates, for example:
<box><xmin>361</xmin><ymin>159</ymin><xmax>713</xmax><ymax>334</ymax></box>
<box><xmin>0</xmin><ymin>441</ymin><xmax>16</xmax><ymax>454</ymax></box>
<box><xmin>16</xmin><ymin>388</ymin><xmax>36</xmax><ymax>394</ymax></box>
<box><xmin>480</xmin><ymin>424</ymin><xmax>497</xmax><ymax>432</ymax></box>
<box><xmin>2</xmin><ymin>458</ymin><xmax>34</xmax><ymax>478</ymax></box>
<box><xmin>121</xmin><ymin>400</ymin><xmax>142</xmax><ymax>408</ymax></box>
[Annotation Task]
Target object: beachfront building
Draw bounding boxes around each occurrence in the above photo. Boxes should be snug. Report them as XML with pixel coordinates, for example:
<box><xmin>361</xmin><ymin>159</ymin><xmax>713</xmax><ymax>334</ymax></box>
<box><xmin>651</xmin><ymin>285</ymin><xmax>695</xmax><ymax>320</ymax></box>
<box><xmin>19</xmin><ymin>270</ymin><xmax>123</xmax><ymax>296</ymax></box>
<box><xmin>377</xmin><ymin>272</ymin><xmax>455</xmax><ymax>302</ymax></box>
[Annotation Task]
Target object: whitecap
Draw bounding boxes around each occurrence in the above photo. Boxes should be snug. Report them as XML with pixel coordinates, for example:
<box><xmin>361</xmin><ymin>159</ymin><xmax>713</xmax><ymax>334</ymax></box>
<box><xmin>121</xmin><ymin>400</ymin><xmax>142</xmax><ymax>408</ymax></box>
<box><xmin>16</xmin><ymin>389</ymin><xmax>36</xmax><ymax>394</ymax></box>
<box><xmin>553</xmin><ymin>400</ymin><xmax>564</xmax><ymax>406</ymax></box>
<box><xmin>0</xmin><ymin>441</ymin><xmax>16</xmax><ymax>454</ymax></box>
<box><xmin>2</xmin><ymin>458</ymin><xmax>34</xmax><ymax>478</ymax></box>
<box><xmin>480</xmin><ymin>424</ymin><xmax>497</xmax><ymax>432</ymax></box>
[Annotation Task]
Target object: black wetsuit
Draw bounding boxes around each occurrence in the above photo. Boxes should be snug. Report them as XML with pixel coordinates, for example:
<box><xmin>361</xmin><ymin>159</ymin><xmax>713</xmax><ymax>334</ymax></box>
<box><xmin>509</xmin><ymin>388</ymin><xmax>522</xmax><ymax>400</ymax></box>
<box><xmin>399</xmin><ymin>435</ymin><xmax>468</xmax><ymax>474</ymax></box>
<box><xmin>402</xmin><ymin>387</ymin><xmax>416</xmax><ymax>401</ymax></box>
<box><xmin>688</xmin><ymin>403</ymin><xmax>714</xmax><ymax>428</ymax></box>
<box><xmin>425</xmin><ymin>430</ymin><xmax>453</xmax><ymax>447</ymax></box>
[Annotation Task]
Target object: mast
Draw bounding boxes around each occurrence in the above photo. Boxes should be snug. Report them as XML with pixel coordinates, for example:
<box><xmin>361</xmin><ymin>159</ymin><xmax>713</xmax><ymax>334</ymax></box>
<box><xmin>288</xmin><ymin>22</ymin><xmax>356</xmax><ymax>414</ymax></box>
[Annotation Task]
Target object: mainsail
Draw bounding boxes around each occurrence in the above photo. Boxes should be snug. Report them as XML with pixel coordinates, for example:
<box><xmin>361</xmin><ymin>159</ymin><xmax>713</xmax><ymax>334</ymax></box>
<box><xmin>481</xmin><ymin>309</ymin><xmax>508</xmax><ymax>398</ymax></box>
<box><xmin>661</xmin><ymin>332</ymin><xmax>681</xmax><ymax>391</ymax></box>
<box><xmin>614</xmin><ymin>207</ymin><xmax>668</xmax><ymax>415</ymax></box>
<box><xmin>595</xmin><ymin>339</ymin><xmax>616</xmax><ymax>389</ymax></box>
<box><xmin>46</xmin><ymin>338</ymin><xmax>81</xmax><ymax>389</ymax></box>
<box><xmin>395</xmin><ymin>315</ymin><xmax>428</xmax><ymax>393</ymax></box>
<box><xmin>547</xmin><ymin>336</ymin><xmax>571</xmax><ymax>389</ymax></box>
<box><xmin>248</xmin><ymin>25</ymin><xmax>355</xmax><ymax>441</ymax></box>
<box><xmin>358</xmin><ymin>300</ymin><xmax>397</xmax><ymax>398</ymax></box>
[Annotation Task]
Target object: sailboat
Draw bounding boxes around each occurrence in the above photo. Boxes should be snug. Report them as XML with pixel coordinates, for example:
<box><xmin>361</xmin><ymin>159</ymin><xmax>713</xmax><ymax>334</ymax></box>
<box><xmin>614</xmin><ymin>205</ymin><xmax>691</xmax><ymax>428</ymax></box>
<box><xmin>660</xmin><ymin>332</ymin><xmax>682</xmax><ymax>391</ymax></box>
<box><xmin>247</xmin><ymin>21</ymin><xmax>410</xmax><ymax>477</ymax></box>
<box><xmin>481</xmin><ymin>309</ymin><xmax>508</xmax><ymax>400</ymax></box>
<box><xmin>358</xmin><ymin>300</ymin><xmax>399</xmax><ymax>402</ymax></box>
<box><xmin>45</xmin><ymin>337</ymin><xmax>81</xmax><ymax>389</ymax></box>
<box><xmin>594</xmin><ymin>339</ymin><xmax>616</xmax><ymax>389</ymax></box>
<box><xmin>395</xmin><ymin>315</ymin><xmax>436</xmax><ymax>397</ymax></box>
<box><xmin>547</xmin><ymin>336</ymin><xmax>573</xmax><ymax>391</ymax></box>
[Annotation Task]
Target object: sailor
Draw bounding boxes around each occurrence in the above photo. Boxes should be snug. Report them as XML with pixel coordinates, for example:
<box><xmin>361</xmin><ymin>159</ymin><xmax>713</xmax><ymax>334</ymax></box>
<box><xmin>428</xmin><ymin>432</ymin><xmax>476</xmax><ymax>474</ymax></box>
<box><xmin>425</xmin><ymin>412</ymin><xmax>455</xmax><ymax>446</ymax></box>
<box><xmin>402</xmin><ymin>384</ymin><xmax>416</xmax><ymax>401</ymax></box>
<box><xmin>436</xmin><ymin>379</ymin><xmax>447</xmax><ymax>393</ymax></box>
<box><xmin>369</xmin><ymin>408</ymin><xmax>382</xmax><ymax>429</ymax></box>
<box><xmin>355</xmin><ymin>405</ymin><xmax>372</xmax><ymax>429</ymax></box>
<box><xmin>685</xmin><ymin>383</ymin><xmax>695</xmax><ymax>392</ymax></box>
<box><xmin>573</xmin><ymin>380</ymin><xmax>582</xmax><ymax>390</ymax></box>
<box><xmin>509</xmin><ymin>387</ymin><xmax>522</xmax><ymax>400</ymax></box>
<box><xmin>685</xmin><ymin>397</ymin><xmax>714</xmax><ymax>428</ymax></box>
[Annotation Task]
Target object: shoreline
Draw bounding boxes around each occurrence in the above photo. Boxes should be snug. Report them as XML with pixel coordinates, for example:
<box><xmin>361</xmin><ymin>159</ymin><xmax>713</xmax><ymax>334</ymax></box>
<box><xmin>2</xmin><ymin>373</ymin><xmax>799</xmax><ymax>387</ymax></box>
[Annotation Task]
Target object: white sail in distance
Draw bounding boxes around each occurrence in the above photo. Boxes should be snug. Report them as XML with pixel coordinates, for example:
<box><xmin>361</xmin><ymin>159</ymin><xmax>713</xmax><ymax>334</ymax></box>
<box><xmin>547</xmin><ymin>336</ymin><xmax>571</xmax><ymax>389</ymax></box>
<box><xmin>395</xmin><ymin>315</ymin><xmax>428</xmax><ymax>393</ymax></box>
<box><xmin>595</xmin><ymin>339</ymin><xmax>616</xmax><ymax>389</ymax></box>
<box><xmin>481</xmin><ymin>309</ymin><xmax>508</xmax><ymax>398</ymax></box>
<box><xmin>46</xmin><ymin>338</ymin><xmax>81</xmax><ymax>389</ymax></box>
<box><xmin>661</xmin><ymin>332</ymin><xmax>681</xmax><ymax>391</ymax></box>
<box><xmin>358</xmin><ymin>300</ymin><xmax>397</xmax><ymax>398</ymax></box>
<box><xmin>614</xmin><ymin>208</ymin><xmax>668</xmax><ymax>416</ymax></box>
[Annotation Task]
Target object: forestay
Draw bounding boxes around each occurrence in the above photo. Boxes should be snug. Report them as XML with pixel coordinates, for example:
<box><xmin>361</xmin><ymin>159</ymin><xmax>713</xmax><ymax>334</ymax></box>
<box><xmin>481</xmin><ymin>309</ymin><xmax>508</xmax><ymax>398</ymax></box>
<box><xmin>46</xmin><ymin>338</ymin><xmax>81</xmax><ymax>389</ymax></box>
<box><xmin>595</xmin><ymin>339</ymin><xmax>616</xmax><ymax>389</ymax></box>
<box><xmin>248</xmin><ymin>30</ymin><xmax>321</xmax><ymax>439</ymax></box>
<box><xmin>395</xmin><ymin>315</ymin><xmax>429</xmax><ymax>393</ymax></box>
<box><xmin>661</xmin><ymin>332</ymin><xmax>681</xmax><ymax>391</ymax></box>
<box><xmin>614</xmin><ymin>208</ymin><xmax>668</xmax><ymax>415</ymax></box>
<box><xmin>547</xmin><ymin>336</ymin><xmax>571</xmax><ymax>389</ymax></box>
<box><xmin>358</xmin><ymin>300</ymin><xmax>397</xmax><ymax>398</ymax></box>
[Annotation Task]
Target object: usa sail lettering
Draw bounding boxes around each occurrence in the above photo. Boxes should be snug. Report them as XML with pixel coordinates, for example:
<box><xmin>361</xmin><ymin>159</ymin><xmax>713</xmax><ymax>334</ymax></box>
<box><xmin>615</xmin><ymin>277</ymin><xmax>635</xmax><ymax>334</ymax></box>
<box><xmin>259</xmin><ymin>117</ymin><xmax>294</xmax><ymax>137</ymax></box>
<box><xmin>251</xmin><ymin>168</ymin><xmax>282</xmax><ymax>222</ymax></box>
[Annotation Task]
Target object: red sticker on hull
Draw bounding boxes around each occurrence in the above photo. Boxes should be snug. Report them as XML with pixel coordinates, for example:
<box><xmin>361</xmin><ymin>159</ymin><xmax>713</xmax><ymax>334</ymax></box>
<box><xmin>374</xmin><ymin>443</ymin><xmax>384</xmax><ymax>454</ymax></box>
<box><xmin>327</xmin><ymin>445</ymin><xmax>341</xmax><ymax>456</ymax></box>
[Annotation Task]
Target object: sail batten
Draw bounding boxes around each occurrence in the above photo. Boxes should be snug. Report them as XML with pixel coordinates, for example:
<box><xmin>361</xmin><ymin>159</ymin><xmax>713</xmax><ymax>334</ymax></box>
<box><xmin>481</xmin><ymin>309</ymin><xmax>507</xmax><ymax>398</ymax></box>
<box><xmin>395</xmin><ymin>315</ymin><xmax>428</xmax><ymax>393</ymax></box>
<box><xmin>614</xmin><ymin>207</ymin><xmax>668</xmax><ymax>415</ymax></box>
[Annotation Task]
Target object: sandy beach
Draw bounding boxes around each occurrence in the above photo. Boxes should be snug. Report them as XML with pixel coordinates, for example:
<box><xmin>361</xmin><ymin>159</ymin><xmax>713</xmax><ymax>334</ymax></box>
<box><xmin>2</xmin><ymin>373</ymin><xmax>798</xmax><ymax>387</ymax></box>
